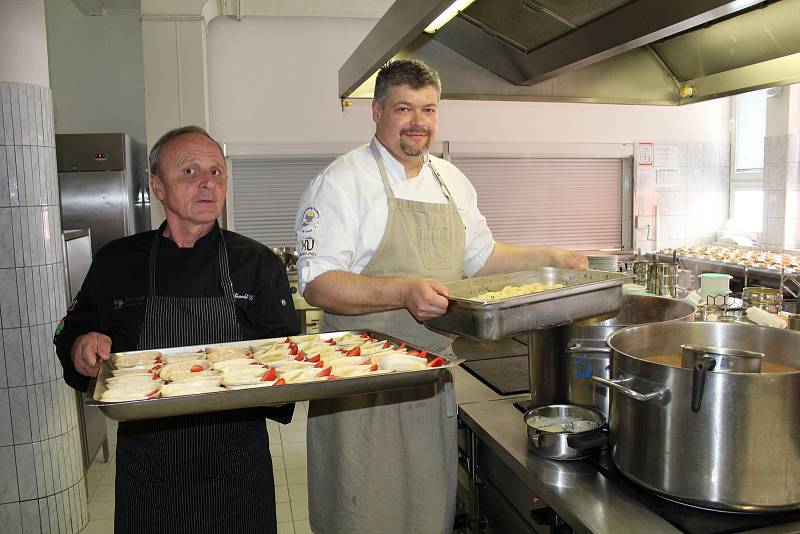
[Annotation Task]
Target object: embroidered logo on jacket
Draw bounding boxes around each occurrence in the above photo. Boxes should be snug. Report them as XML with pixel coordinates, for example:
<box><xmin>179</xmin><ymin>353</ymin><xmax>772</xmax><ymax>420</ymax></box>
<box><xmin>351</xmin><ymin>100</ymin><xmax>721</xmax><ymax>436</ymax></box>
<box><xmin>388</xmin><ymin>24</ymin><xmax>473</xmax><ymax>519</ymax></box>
<box><xmin>234</xmin><ymin>293</ymin><xmax>255</xmax><ymax>301</ymax></box>
<box><xmin>300</xmin><ymin>207</ymin><xmax>320</xmax><ymax>233</ymax></box>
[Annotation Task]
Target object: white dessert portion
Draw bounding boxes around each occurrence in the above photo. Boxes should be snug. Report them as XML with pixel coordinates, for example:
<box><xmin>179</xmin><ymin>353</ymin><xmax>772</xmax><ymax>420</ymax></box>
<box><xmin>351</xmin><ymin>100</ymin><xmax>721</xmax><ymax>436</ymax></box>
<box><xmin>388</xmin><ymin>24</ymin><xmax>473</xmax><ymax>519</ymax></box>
<box><xmin>160</xmin><ymin>383</ymin><xmax>227</xmax><ymax>397</ymax></box>
<box><xmin>159</xmin><ymin>360</ymin><xmax>210</xmax><ymax>381</ymax></box>
<box><xmin>102</xmin><ymin>332</ymin><xmax>453</xmax><ymax>403</ymax></box>
<box><xmin>111</xmin><ymin>351</ymin><xmax>162</xmax><ymax>367</ymax></box>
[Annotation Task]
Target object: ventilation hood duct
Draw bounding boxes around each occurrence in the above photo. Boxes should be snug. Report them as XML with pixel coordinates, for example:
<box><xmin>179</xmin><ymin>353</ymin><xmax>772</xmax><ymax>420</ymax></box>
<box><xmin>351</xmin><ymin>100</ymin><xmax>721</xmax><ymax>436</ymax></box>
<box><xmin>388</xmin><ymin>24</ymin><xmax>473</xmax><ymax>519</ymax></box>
<box><xmin>339</xmin><ymin>0</ymin><xmax>800</xmax><ymax>105</ymax></box>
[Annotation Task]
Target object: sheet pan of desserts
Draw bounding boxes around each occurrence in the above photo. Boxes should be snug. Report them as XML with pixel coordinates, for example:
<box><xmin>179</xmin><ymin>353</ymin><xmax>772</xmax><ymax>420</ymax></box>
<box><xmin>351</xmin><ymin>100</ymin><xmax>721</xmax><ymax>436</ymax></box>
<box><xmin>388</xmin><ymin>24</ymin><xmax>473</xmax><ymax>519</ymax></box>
<box><xmin>87</xmin><ymin>331</ymin><xmax>460</xmax><ymax>421</ymax></box>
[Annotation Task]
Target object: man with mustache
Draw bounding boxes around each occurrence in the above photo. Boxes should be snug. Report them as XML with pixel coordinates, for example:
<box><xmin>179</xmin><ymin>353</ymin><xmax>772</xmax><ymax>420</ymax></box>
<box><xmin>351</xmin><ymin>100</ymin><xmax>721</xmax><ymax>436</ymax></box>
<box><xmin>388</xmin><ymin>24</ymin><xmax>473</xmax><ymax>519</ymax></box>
<box><xmin>295</xmin><ymin>59</ymin><xmax>586</xmax><ymax>534</ymax></box>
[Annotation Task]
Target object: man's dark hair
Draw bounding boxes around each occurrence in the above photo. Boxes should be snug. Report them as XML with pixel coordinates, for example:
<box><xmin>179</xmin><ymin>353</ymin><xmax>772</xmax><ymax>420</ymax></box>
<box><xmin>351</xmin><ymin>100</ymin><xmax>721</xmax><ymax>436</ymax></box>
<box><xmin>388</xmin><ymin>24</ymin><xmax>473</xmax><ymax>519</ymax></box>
<box><xmin>148</xmin><ymin>126</ymin><xmax>223</xmax><ymax>178</ymax></box>
<box><xmin>373</xmin><ymin>59</ymin><xmax>441</xmax><ymax>106</ymax></box>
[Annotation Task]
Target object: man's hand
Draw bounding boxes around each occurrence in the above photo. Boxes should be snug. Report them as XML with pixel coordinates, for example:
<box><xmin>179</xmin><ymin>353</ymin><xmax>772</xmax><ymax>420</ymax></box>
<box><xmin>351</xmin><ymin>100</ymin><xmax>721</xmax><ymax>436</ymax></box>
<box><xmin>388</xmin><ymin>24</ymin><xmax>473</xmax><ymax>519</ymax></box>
<box><xmin>71</xmin><ymin>332</ymin><xmax>112</xmax><ymax>377</ymax></box>
<box><xmin>550</xmin><ymin>249</ymin><xmax>589</xmax><ymax>270</ymax></box>
<box><xmin>402</xmin><ymin>278</ymin><xmax>451</xmax><ymax>321</ymax></box>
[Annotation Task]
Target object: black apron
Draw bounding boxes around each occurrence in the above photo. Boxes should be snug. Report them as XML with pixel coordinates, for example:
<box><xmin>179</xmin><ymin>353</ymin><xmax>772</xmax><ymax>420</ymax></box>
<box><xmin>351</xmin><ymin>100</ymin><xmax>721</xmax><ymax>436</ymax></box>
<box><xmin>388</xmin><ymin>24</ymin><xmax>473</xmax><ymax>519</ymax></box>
<box><xmin>114</xmin><ymin>230</ymin><xmax>277</xmax><ymax>534</ymax></box>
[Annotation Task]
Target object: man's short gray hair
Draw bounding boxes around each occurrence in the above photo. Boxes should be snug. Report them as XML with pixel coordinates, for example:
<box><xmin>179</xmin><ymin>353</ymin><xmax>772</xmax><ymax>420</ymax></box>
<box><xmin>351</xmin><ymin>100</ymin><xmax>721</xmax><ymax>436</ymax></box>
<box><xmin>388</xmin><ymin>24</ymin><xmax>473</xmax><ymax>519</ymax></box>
<box><xmin>373</xmin><ymin>59</ymin><xmax>441</xmax><ymax>106</ymax></box>
<box><xmin>148</xmin><ymin>126</ymin><xmax>223</xmax><ymax>179</ymax></box>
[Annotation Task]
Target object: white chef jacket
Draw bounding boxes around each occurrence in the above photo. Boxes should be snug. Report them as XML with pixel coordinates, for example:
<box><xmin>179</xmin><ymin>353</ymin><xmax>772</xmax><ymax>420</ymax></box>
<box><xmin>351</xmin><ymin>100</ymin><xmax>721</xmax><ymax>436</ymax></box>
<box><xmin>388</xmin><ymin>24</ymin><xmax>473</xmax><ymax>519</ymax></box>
<box><xmin>296</xmin><ymin>138</ymin><xmax>495</xmax><ymax>295</ymax></box>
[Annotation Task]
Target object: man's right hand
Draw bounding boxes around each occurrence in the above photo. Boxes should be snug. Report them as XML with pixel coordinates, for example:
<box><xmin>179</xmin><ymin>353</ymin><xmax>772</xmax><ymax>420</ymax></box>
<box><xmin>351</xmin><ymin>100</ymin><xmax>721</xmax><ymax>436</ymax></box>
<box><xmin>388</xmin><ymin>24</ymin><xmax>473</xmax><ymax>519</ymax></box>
<box><xmin>71</xmin><ymin>332</ymin><xmax>112</xmax><ymax>377</ymax></box>
<box><xmin>402</xmin><ymin>278</ymin><xmax>451</xmax><ymax>321</ymax></box>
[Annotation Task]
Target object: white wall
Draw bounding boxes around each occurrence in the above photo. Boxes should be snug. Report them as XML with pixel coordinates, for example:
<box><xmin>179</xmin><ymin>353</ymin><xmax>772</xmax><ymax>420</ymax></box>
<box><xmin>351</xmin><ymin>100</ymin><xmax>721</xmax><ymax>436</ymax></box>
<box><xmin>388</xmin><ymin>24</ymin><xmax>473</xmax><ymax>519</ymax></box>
<box><xmin>0</xmin><ymin>0</ymin><xmax>50</xmax><ymax>87</ymax></box>
<box><xmin>44</xmin><ymin>0</ymin><xmax>146</xmax><ymax>142</ymax></box>
<box><xmin>207</xmin><ymin>16</ymin><xmax>731</xmax><ymax>147</ymax></box>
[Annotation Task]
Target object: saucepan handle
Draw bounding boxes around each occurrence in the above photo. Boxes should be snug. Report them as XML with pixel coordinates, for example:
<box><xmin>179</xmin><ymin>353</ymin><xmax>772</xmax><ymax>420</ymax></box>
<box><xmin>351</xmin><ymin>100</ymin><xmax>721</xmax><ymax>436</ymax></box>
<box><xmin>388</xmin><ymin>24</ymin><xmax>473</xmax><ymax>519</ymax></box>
<box><xmin>591</xmin><ymin>376</ymin><xmax>668</xmax><ymax>403</ymax></box>
<box><xmin>567</xmin><ymin>345</ymin><xmax>612</xmax><ymax>354</ymax></box>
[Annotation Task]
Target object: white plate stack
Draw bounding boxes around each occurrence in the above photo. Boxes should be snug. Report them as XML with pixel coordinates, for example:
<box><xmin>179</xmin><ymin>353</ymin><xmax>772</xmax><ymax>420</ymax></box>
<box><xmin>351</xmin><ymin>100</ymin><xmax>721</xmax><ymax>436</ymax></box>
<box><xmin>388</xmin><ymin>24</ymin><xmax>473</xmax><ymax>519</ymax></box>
<box><xmin>588</xmin><ymin>255</ymin><xmax>619</xmax><ymax>272</ymax></box>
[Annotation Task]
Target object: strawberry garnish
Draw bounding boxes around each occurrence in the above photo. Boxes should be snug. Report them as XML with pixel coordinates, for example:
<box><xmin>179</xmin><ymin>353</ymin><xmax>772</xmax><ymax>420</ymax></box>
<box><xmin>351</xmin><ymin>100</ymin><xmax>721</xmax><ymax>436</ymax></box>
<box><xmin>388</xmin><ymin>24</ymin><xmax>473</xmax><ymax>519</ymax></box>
<box><xmin>273</xmin><ymin>378</ymin><xmax>286</xmax><ymax>386</ymax></box>
<box><xmin>306</xmin><ymin>354</ymin><xmax>321</xmax><ymax>363</ymax></box>
<box><xmin>289</xmin><ymin>345</ymin><xmax>298</xmax><ymax>355</ymax></box>
<box><xmin>428</xmin><ymin>357</ymin><xmax>445</xmax><ymax>368</ymax></box>
<box><xmin>346</xmin><ymin>346</ymin><xmax>361</xmax><ymax>357</ymax></box>
<box><xmin>284</xmin><ymin>337</ymin><xmax>291</xmax><ymax>343</ymax></box>
<box><xmin>295</xmin><ymin>354</ymin><xmax>305</xmax><ymax>361</ymax></box>
<box><xmin>318</xmin><ymin>366</ymin><xmax>332</xmax><ymax>377</ymax></box>
<box><xmin>398</xmin><ymin>342</ymin><xmax>407</xmax><ymax>350</ymax></box>
<box><xmin>382</xmin><ymin>341</ymin><xmax>391</xmax><ymax>349</ymax></box>
<box><xmin>361</xmin><ymin>332</ymin><xmax>370</xmax><ymax>339</ymax></box>
<box><xmin>154</xmin><ymin>356</ymin><xmax>162</xmax><ymax>363</ymax></box>
<box><xmin>262</xmin><ymin>367</ymin><xmax>277</xmax><ymax>381</ymax></box>
<box><xmin>313</xmin><ymin>361</ymin><xmax>324</xmax><ymax>368</ymax></box>
<box><xmin>417</xmin><ymin>350</ymin><xmax>428</xmax><ymax>359</ymax></box>
<box><xmin>190</xmin><ymin>364</ymin><xmax>205</xmax><ymax>372</ymax></box>
<box><xmin>146</xmin><ymin>390</ymin><xmax>159</xmax><ymax>398</ymax></box>
<box><xmin>369</xmin><ymin>364</ymin><xmax>379</xmax><ymax>372</ymax></box>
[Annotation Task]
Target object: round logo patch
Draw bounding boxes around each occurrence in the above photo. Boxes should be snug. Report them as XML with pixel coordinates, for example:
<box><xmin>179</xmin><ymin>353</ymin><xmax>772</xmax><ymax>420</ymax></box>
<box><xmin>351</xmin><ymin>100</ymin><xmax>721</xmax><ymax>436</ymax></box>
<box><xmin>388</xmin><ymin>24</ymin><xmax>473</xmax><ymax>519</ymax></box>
<box><xmin>300</xmin><ymin>207</ymin><xmax>320</xmax><ymax>233</ymax></box>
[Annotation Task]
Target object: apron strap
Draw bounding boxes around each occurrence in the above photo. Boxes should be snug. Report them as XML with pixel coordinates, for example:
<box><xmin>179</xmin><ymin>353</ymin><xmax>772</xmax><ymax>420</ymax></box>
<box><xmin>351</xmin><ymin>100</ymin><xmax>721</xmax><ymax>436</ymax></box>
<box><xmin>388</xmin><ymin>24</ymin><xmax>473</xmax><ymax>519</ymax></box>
<box><xmin>370</xmin><ymin>138</ymin><xmax>457</xmax><ymax>205</ymax></box>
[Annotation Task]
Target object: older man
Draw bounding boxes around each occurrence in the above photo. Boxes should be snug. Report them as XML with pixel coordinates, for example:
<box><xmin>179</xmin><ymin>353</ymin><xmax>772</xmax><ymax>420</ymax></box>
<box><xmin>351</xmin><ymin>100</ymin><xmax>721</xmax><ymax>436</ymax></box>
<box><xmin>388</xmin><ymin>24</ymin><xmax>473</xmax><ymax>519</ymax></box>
<box><xmin>296</xmin><ymin>59</ymin><xmax>586</xmax><ymax>534</ymax></box>
<box><xmin>55</xmin><ymin>126</ymin><xmax>298</xmax><ymax>533</ymax></box>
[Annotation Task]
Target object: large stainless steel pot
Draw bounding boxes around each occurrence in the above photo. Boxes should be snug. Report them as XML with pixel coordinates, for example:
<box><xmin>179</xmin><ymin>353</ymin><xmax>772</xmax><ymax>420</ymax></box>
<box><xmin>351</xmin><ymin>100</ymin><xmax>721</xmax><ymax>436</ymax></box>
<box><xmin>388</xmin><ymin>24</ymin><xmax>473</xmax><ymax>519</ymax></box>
<box><xmin>595</xmin><ymin>322</ymin><xmax>800</xmax><ymax>512</ymax></box>
<box><xmin>529</xmin><ymin>295</ymin><xmax>695</xmax><ymax>415</ymax></box>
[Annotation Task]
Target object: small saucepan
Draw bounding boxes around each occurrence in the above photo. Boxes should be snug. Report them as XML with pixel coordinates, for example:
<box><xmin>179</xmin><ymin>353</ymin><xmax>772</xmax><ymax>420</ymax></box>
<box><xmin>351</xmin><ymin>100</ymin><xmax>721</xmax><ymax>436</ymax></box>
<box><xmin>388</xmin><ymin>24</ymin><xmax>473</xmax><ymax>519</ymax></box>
<box><xmin>524</xmin><ymin>404</ymin><xmax>607</xmax><ymax>460</ymax></box>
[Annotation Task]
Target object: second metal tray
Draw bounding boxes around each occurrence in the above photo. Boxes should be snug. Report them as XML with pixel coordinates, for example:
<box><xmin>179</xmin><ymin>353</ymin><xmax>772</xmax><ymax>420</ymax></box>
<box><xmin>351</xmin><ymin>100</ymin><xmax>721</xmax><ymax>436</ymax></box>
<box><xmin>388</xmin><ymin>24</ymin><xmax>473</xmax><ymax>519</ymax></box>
<box><xmin>87</xmin><ymin>331</ymin><xmax>461</xmax><ymax>422</ymax></box>
<box><xmin>424</xmin><ymin>268</ymin><xmax>626</xmax><ymax>340</ymax></box>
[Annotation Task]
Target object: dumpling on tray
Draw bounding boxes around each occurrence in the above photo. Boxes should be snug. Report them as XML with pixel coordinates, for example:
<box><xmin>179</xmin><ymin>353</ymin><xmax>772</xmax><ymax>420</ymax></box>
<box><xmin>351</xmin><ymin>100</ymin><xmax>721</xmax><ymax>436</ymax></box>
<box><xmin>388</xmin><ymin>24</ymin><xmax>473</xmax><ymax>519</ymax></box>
<box><xmin>160</xmin><ymin>383</ymin><xmax>226</xmax><ymax>397</ymax></box>
<box><xmin>162</xmin><ymin>352</ymin><xmax>206</xmax><ymax>365</ymax></box>
<box><xmin>112</xmin><ymin>351</ymin><xmax>162</xmax><ymax>368</ymax></box>
<box><xmin>100</xmin><ymin>382</ymin><xmax>161</xmax><ymax>402</ymax></box>
<box><xmin>373</xmin><ymin>354</ymin><xmax>428</xmax><ymax>372</ymax></box>
<box><xmin>159</xmin><ymin>360</ymin><xmax>210</xmax><ymax>381</ymax></box>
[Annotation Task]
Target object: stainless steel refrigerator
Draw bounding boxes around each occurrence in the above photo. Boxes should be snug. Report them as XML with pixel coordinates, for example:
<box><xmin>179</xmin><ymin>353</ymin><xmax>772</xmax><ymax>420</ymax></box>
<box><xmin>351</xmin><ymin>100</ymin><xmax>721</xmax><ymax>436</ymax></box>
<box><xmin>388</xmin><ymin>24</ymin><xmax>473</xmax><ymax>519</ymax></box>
<box><xmin>56</xmin><ymin>132</ymin><xmax>150</xmax><ymax>254</ymax></box>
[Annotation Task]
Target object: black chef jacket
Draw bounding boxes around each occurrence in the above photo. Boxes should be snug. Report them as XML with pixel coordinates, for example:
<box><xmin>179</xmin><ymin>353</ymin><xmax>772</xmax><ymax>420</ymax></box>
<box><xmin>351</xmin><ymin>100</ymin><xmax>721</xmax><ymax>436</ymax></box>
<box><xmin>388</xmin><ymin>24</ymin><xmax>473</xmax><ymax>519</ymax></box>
<box><xmin>54</xmin><ymin>223</ymin><xmax>299</xmax><ymax>392</ymax></box>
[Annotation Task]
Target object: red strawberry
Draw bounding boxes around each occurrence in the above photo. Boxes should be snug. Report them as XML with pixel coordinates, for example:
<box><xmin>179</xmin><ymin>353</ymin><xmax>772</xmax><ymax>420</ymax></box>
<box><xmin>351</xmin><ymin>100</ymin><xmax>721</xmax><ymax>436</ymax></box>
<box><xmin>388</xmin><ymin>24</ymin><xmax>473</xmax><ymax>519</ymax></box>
<box><xmin>398</xmin><ymin>342</ymin><xmax>407</xmax><ymax>350</ymax></box>
<box><xmin>273</xmin><ymin>378</ymin><xmax>286</xmax><ymax>386</ymax></box>
<box><xmin>306</xmin><ymin>354</ymin><xmax>321</xmax><ymax>363</ymax></box>
<box><xmin>319</xmin><ymin>366</ymin><xmax>332</xmax><ymax>377</ymax></box>
<box><xmin>295</xmin><ymin>354</ymin><xmax>305</xmax><ymax>361</ymax></box>
<box><xmin>249</xmin><ymin>361</ymin><xmax>260</xmax><ymax>365</ymax></box>
<box><xmin>151</xmin><ymin>373</ymin><xmax>159</xmax><ymax>380</ymax></box>
<box><xmin>346</xmin><ymin>346</ymin><xmax>361</xmax><ymax>357</ymax></box>
<box><xmin>383</xmin><ymin>341</ymin><xmax>391</xmax><ymax>349</ymax></box>
<box><xmin>314</xmin><ymin>361</ymin><xmax>324</xmax><ymax>368</ymax></box>
<box><xmin>190</xmin><ymin>364</ymin><xmax>205</xmax><ymax>372</ymax></box>
<box><xmin>148</xmin><ymin>364</ymin><xmax>162</xmax><ymax>372</ymax></box>
<box><xmin>369</xmin><ymin>364</ymin><xmax>379</xmax><ymax>372</ymax></box>
<box><xmin>417</xmin><ymin>350</ymin><xmax>428</xmax><ymax>359</ymax></box>
<box><xmin>289</xmin><ymin>345</ymin><xmax>298</xmax><ymax>355</ymax></box>
<box><xmin>428</xmin><ymin>357</ymin><xmax>445</xmax><ymax>368</ymax></box>
<box><xmin>154</xmin><ymin>356</ymin><xmax>162</xmax><ymax>363</ymax></box>
<box><xmin>361</xmin><ymin>332</ymin><xmax>370</xmax><ymax>339</ymax></box>
<box><xmin>262</xmin><ymin>367</ymin><xmax>277</xmax><ymax>381</ymax></box>
<box><xmin>146</xmin><ymin>390</ymin><xmax>159</xmax><ymax>398</ymax></box>
<box><xmin>284</xmin><ymin>337</ymin><xmax>291</xmax><ymax>343</ymax></box>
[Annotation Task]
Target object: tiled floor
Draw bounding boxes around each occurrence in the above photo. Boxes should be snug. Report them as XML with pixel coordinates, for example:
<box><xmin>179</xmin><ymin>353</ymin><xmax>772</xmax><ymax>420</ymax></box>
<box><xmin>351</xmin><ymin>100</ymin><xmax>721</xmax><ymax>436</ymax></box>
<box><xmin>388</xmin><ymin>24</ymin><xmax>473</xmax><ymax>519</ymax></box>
<box><xmin>80</xmin><ymin>403</ymin><xmax>312</xmax><ymax>534</ymax></box>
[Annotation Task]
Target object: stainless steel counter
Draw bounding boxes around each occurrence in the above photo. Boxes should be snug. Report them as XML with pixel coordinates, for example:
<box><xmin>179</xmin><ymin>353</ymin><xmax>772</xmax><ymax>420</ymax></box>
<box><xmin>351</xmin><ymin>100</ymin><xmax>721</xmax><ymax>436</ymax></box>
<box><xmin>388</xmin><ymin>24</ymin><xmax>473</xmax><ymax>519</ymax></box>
<box><xmin>458</xmin><ymin>398</ymin><xmax>678</xmax><ymax>534</ymax></box>
<box><xmin>457</xmin><ymin>396</ymin><xmax>800</xmax><ymax>534</ymax></box>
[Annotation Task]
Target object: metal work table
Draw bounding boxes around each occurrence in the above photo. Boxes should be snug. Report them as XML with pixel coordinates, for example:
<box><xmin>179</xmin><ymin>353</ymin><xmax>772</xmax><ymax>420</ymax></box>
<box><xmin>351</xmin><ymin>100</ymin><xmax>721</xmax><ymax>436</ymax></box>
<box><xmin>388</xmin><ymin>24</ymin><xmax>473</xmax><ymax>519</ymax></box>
<box><xmin>457</xmin><ymin>396</ymin><xmax>800</xmax><ymax>534</ymax></box>
<box><xmin>458</xmin><ymin>397</ymin><xmax>679</xmax><ymax>534</ymax></box>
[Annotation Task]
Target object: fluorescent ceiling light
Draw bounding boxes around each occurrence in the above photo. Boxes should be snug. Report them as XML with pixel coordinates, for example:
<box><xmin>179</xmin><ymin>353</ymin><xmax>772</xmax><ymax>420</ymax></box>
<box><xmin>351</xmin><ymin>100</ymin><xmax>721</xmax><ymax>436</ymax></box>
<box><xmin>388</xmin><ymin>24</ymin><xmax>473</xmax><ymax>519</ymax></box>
<box><xmin>424</xmin><ymin>0</ymin><xmax>477</xmax><ymax>34</ymax></box>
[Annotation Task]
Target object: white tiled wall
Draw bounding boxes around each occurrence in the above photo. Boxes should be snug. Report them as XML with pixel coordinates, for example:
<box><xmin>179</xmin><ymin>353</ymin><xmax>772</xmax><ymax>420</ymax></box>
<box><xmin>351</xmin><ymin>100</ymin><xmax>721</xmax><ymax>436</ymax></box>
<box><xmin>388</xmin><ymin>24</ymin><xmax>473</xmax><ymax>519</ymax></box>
<box><xmin>762</xmin><ymin>134</ymin><xmax>800</xmax><ymax>251</ymax></box>
<box><xmin>634</xmin><ymin>141</ymin><xmax>730</xmax><ymax>251</ymax></box>
<box><xmin>0</xmin><ymin>81</ymin><xmax>89</xmax><ymax>533</ymax></box>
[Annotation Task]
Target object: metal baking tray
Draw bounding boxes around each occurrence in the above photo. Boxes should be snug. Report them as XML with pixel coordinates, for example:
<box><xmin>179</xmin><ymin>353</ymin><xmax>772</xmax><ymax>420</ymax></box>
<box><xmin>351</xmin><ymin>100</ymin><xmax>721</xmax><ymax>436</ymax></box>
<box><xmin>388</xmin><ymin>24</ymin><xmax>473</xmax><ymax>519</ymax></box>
<box><xmin>86</xmin><ymin>330</ymin><xmax>461</xmax><ymax>422</ymax></box>
<box><xmin>424</xmin><ymin>268</ymin><xmax>627</xmax><ymax>340</ymax></box>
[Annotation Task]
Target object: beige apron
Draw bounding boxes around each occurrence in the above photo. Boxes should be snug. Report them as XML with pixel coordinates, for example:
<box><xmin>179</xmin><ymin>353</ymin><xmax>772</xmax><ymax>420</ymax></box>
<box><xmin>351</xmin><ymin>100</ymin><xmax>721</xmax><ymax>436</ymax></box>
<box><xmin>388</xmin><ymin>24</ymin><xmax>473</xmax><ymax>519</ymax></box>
<box><xmin>307</xmin><ymin>140</ymin><xmax>465</xmax><ymax>534</ymax></box>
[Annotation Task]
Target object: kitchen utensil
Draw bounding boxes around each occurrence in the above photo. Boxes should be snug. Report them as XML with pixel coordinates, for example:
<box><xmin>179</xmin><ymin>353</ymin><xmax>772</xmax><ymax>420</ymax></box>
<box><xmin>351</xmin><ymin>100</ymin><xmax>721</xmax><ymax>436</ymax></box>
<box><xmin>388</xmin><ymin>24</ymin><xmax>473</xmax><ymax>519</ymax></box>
<box><xmin>593</xmin><ymin>321</ymin><xmax>800</xmax><ymax>512</ymax></box>
<box><xmin>423</xmin><ymin>268</ymin><xmax>626</xmax><ymax>340</ymax></box>
<box><xmin>742</xmin><ymin>286</ymin><xmax>782</xmax><ymax>314</ymax></box>
<box><xmin>88</xmin><ymin>331</ymin><xmax>461</xmax><ymax>422</ymax></box>
<box><xmin>524</xmin><ymin>404</ymin><xmax>606</xmax><ymax>460</ymax></box>
<box><xmin>698</xmin><ymin>273</ymin><xmax>732</xmax><ymax>298</ymax></box>
<box><xmin>534</xmin><ymin>295</ymin><xmax>695</xmax><ymax>416</ymax></box>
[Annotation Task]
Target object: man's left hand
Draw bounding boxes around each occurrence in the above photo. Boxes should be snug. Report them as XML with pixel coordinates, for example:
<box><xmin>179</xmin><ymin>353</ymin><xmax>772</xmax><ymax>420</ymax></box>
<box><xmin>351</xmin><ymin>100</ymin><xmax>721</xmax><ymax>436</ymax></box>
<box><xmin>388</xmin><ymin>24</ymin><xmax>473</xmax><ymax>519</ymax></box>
<box><xmin>550</xmin><ymin>249</ymin><xmax>589</xmax><ymax>270</ymax></box>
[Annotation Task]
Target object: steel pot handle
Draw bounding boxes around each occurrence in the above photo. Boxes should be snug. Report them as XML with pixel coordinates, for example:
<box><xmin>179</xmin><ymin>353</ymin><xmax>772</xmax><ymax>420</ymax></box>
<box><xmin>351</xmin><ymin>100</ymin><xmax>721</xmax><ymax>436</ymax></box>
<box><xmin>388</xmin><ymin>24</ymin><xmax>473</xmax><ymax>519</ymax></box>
<box><xmin>567</xmin><ymin>345</ymin><xmax>612</xmax><ymax>354</ymax></box>
<box><xmin>691</xmin><ymin>356</ymin><xmax>716</xmax><ymax>412</ymax></box>
<box><xmin>591</xmin><ymin>376</ymin><xmax>668</xmax><ymax>403</ymax></box>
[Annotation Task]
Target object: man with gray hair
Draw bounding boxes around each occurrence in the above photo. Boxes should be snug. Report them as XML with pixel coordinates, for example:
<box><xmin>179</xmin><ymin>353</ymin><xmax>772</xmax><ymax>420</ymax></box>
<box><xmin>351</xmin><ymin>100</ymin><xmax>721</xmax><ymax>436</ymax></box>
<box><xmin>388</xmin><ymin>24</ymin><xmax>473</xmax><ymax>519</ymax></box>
<box><xmin>297</xmin><ymin>59</ymin><xmax>586</xmax><ymax>533</ymax></box>
<box><xmin>55</xmin><ymin>126</ymin><xmax>298</xmax><ymax>533</ymax></box>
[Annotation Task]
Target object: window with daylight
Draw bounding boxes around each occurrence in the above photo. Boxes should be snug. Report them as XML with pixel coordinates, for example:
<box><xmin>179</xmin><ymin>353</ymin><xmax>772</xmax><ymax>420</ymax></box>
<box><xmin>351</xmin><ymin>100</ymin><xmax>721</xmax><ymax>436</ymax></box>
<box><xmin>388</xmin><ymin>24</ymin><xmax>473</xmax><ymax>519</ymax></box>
<box><xmin>729</xmin><ymin>89</ymin><xmax>767</xmax><ymax>235</ymax></box>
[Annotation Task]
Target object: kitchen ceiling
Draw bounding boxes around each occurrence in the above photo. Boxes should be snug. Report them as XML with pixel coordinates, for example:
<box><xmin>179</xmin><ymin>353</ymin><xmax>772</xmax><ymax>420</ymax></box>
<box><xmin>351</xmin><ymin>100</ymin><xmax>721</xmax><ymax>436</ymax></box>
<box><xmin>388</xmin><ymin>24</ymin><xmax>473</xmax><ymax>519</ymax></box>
<box><xmin>339</xmin><ymin>0</ymin><xmax>800</xmax><ymax>105</ymax></box>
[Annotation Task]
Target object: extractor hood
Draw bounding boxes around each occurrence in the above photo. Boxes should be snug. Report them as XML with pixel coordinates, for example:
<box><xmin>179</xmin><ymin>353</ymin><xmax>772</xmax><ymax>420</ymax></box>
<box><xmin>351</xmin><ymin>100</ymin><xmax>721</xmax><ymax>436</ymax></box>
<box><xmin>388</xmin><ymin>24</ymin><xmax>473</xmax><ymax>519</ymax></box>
<box><xmin>339</xmin><ymin>0</ymin><xmax>800</xmax><ymax>105</ymax></box>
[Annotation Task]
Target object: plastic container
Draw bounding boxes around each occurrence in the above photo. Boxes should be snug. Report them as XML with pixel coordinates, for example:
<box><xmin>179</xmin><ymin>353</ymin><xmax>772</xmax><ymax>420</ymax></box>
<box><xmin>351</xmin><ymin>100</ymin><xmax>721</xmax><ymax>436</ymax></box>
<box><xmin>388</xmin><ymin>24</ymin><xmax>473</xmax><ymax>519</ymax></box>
<box><xmin>699</xmin><ymin>273</ymin><xmax>732</xmax><ymax>298</ymax></box>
